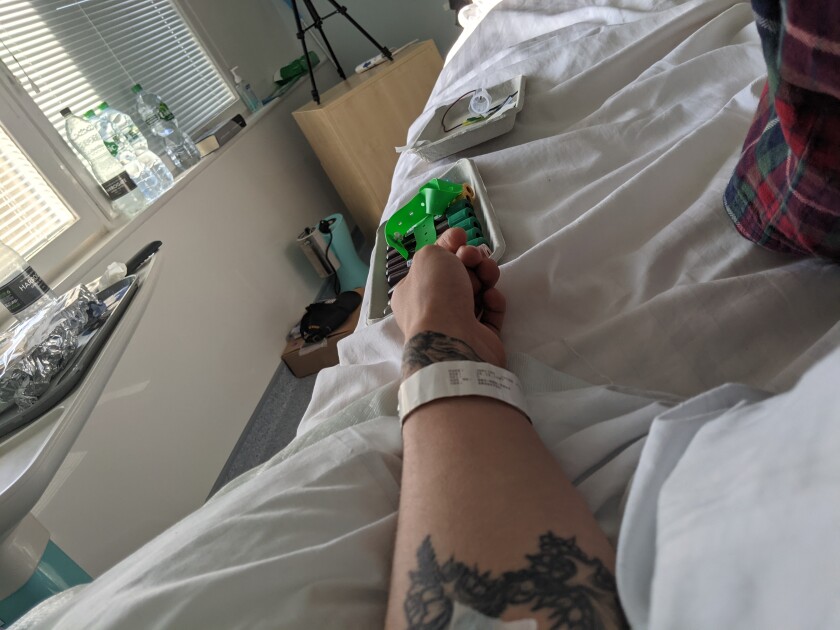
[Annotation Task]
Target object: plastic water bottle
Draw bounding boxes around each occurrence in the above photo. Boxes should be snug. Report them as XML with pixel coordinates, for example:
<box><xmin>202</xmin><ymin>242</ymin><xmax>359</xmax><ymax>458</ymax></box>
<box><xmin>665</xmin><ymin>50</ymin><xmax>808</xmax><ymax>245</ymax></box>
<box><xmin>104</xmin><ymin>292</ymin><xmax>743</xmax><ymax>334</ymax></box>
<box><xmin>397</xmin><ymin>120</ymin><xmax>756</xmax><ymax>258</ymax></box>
<box><xmin>86</xmin><ymin>109</ymin><xmax>159</xmax><ymax>203</ymax></box>
<box><xmin>94</xmin><ymin>102</ymin><xmax>174</xmax><ymax>194</ymax></box>
<box><xmin>61</xmin><ymin>108</ymin><xmax>146</xmax><ymax>218</ymax></box>
<box><xmin>0</xmin><ymin>241</ymin><xmax>55</xmax><ymax>321</ymax></box>
<box><xmin>85</xmin><ymin>103</ymin><xmax>168</xmax><ymax>202</ymax></box>
<box><xmin>132</xmin><ymin>84</ymin><xmax>200</xmax><ymax>171</ymax></box>
<box><xmin>97</xmin><ymin>101</ymin><xmax>146</xmax><ymax>154</ymax></box>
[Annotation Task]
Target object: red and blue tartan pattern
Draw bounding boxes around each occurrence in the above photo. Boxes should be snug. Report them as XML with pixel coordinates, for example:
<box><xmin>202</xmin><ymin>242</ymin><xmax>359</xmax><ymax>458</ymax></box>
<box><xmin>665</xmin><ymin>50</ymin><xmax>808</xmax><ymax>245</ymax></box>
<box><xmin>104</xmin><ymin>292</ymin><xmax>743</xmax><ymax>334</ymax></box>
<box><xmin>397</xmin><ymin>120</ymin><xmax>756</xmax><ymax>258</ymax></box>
<box><xmin>723</xmin><ymin>0</ymin><xmax>840</xmax><ymax>259</ymax></box>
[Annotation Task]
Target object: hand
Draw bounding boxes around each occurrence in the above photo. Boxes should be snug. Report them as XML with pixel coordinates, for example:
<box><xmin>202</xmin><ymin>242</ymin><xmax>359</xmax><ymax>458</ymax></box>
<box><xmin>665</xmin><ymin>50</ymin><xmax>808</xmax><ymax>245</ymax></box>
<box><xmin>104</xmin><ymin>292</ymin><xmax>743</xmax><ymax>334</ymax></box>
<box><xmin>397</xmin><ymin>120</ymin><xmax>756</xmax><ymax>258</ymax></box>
<box><xmin>391</xmin><ymin>228</ymin><xmax>507</xmax><ymax>371</ymax></box>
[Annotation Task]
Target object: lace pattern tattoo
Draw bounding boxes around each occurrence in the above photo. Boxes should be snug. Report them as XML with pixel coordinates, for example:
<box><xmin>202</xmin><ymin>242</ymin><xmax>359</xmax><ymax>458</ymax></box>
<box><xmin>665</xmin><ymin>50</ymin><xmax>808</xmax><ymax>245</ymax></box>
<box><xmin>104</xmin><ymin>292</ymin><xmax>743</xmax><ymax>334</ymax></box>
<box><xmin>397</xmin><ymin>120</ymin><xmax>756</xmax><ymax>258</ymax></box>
<box><xmin>404</xmin><ymin>532</ymin><xmax>626</xmax><ymax>630</ymax></box>
<box><xmin>402</xmin><ymin>331</ymin><xmax>483</xmax><ymax>381</ymax></box>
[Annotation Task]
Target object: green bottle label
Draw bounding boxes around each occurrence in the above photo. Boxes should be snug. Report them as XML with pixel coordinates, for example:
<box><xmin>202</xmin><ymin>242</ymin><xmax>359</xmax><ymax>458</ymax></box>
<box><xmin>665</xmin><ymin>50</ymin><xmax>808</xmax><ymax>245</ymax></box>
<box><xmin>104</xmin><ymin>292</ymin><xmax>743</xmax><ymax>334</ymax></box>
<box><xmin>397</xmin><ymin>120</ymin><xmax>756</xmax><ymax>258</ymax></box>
<box><xmin>104</xmin><ymin>139</ymin><xmax>119</xmax><ymax>157</ymax></box>
<box><xmin>158</xmin><ymin>103</ymin><xmax>175</xmax><ymax>122</ymax></box>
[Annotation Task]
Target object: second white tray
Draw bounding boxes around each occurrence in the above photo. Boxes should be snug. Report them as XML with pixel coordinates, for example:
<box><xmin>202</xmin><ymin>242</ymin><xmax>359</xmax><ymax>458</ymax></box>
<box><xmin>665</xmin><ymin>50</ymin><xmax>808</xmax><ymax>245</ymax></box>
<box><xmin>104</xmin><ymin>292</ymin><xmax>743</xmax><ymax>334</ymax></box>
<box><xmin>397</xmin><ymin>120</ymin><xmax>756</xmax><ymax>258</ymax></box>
<box><xmin>403</xmin><ymin>75</ymin><xmax>525</xmax><ymax>163</ymax></box>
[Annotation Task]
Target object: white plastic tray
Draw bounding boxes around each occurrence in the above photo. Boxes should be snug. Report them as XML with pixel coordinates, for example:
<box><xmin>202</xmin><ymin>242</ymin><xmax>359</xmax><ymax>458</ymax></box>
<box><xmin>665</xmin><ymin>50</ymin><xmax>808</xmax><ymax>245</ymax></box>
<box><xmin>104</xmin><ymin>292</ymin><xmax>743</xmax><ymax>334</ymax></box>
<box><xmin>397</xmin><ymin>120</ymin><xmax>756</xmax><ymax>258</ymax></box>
<box><xmin>367</xmin><ymin>158</ymin><xmax>505</xmax><ymax>323</ymax></box>
<box><xmin>402</xmin><ymin>75</ymin><xmax>525</xmax><ymax>163</ymax></box>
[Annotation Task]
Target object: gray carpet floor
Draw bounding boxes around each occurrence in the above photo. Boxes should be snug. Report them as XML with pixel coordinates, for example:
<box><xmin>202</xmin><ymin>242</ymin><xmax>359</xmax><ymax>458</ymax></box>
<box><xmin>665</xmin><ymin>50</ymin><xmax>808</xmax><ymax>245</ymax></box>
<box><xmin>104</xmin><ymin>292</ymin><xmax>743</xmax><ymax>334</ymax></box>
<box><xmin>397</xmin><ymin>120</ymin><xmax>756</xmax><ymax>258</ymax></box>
<box><xmin>208</xmin><ymin>362</ymin><xmax>316</xmax><ymax>497</ymax></box>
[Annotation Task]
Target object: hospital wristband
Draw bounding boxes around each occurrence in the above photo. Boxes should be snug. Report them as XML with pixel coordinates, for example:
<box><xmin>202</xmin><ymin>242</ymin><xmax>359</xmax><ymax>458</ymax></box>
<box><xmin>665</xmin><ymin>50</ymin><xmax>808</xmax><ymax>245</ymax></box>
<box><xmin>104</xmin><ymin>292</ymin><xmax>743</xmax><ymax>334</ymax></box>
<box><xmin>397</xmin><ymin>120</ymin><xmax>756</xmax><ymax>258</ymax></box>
<box><xmin>398</xmin><ymin>360</ymin><xmax>530</xmax><ymax>426</ymax></box>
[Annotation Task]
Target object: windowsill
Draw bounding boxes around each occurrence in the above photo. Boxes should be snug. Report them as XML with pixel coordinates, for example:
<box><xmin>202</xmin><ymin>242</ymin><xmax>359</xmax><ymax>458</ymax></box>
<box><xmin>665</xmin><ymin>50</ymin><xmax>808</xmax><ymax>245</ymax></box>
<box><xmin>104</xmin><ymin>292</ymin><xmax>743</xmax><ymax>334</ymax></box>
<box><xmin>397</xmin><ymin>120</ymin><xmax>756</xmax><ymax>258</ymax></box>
<box><xmin>54</xmin><ymin>63</ymin><xmax>327</xmax><ymax>292</ymax></box>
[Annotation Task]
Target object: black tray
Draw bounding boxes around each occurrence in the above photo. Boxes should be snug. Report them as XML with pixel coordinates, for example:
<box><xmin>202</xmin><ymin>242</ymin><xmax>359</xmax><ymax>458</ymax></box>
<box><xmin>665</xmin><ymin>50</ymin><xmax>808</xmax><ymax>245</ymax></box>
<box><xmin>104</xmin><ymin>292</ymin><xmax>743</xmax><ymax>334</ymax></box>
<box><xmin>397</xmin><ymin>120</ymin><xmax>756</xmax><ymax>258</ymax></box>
<box><xmin>0</xmin><ymin>276</ymin><xmax>139</xmax><ymax>440</ymax></box>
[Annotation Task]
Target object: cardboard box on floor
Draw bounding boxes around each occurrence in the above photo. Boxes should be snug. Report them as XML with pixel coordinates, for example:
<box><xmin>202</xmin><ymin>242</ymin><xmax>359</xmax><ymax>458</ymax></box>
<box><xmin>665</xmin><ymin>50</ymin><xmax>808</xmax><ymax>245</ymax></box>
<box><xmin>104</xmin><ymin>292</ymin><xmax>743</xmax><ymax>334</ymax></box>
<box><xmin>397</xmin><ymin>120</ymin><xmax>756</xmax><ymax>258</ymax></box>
<box><xmin>282</xmin><ymin>289</ymin><xmax>363</xmax><ymax>378</ymax></box>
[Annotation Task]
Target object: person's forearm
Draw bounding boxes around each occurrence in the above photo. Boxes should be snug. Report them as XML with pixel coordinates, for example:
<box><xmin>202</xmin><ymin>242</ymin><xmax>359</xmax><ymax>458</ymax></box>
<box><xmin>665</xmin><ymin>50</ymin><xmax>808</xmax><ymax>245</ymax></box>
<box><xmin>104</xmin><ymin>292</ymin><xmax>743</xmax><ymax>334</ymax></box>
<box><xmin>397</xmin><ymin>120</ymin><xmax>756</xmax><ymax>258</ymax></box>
<box><xmin>385</xmin><ymin>395</ymin><xmax>626</xmax><ymax>629</ymax></box>
<box><xmin>386</xmin><ymin>242</ymin><xmax>625</xmax><ymax>629</ymax></box>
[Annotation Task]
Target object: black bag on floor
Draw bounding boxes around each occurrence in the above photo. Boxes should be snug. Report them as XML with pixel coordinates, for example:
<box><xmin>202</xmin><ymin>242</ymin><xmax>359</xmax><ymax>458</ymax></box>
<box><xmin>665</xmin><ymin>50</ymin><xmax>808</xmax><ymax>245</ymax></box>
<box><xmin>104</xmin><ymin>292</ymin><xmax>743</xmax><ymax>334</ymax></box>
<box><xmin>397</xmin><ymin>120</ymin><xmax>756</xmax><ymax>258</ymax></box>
<box><xmin>299</xmin><ymin>291</ymin><xmax>362</xmax><ymax>343</ymax></box>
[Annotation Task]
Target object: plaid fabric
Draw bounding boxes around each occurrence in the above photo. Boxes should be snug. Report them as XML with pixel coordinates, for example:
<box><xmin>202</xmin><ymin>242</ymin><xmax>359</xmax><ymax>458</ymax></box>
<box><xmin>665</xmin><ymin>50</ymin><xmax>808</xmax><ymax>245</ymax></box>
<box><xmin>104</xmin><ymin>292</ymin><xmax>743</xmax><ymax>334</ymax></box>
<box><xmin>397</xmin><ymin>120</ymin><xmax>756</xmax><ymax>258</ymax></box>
<box><xmin>723</xmin><ymin>0</ymin><xmax>840</xmax><ymax>259</ymax></box>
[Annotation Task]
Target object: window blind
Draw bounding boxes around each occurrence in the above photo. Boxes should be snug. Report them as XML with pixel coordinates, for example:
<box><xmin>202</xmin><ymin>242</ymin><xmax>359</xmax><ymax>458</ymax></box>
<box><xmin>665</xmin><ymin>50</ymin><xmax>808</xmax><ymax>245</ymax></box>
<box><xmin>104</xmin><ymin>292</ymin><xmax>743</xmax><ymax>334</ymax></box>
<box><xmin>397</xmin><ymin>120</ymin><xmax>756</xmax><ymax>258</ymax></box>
<box><xmin>0</xmin><ymin>123</ymin><xmax>76</xmax><ymax>257</ymax></box>
<box><xmin>0</xmin><ymin>0</ymin><xmax>235</xmax><ymax>145</ymax></box>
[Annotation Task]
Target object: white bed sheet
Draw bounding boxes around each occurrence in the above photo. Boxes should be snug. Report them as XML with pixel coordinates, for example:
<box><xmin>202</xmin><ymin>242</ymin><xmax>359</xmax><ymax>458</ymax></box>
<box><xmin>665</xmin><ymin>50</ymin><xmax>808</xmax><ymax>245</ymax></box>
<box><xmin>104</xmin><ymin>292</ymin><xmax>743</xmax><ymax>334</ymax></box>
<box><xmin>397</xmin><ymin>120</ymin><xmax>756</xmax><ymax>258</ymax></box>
<box><xmin>16</xmin><ymin>1</ymin><xmax>840</xmax><ymax>628</ymax></box>
<box><xmin>301</xmin><ymin>0</ymin><xmax>840</xmax><ymax>434</ymax></box>
<box><xmin>19</xmin><ymin>351</ymin><xmax>840</xmax><ymax>629</ymax></box>
<box><xmin>16</xmin><ymin>355</ymin><xmax>676</xmax><ymax>629</ymax></box>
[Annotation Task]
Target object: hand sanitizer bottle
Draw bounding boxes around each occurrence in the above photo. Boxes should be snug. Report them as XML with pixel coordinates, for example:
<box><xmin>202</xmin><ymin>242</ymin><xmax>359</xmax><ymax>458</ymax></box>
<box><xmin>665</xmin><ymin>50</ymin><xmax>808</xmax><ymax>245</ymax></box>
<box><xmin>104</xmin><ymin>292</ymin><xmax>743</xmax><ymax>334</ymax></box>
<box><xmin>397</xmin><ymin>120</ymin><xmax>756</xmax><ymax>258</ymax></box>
<box><xmin>231</xmin><ymin>67</ymin><xmax>263</xmax><ymax>113</ymax></box>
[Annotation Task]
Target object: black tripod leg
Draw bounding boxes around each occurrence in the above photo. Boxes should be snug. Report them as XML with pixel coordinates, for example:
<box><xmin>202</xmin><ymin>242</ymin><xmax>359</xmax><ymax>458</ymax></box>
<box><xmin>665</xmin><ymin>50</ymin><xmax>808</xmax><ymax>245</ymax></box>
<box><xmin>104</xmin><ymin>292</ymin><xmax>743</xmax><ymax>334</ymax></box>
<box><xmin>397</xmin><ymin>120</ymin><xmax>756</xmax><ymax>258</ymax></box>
<box><xmin>301</xmin><ymin>0</ymin><xmax>347</xmax><ymax>80</ymax></box>
<box><xmin>324</xmin><ymin>0</ymin><xmax>393</xmax><ymax>60</ymax></box>
<box><xmin>290</xmin><ymin>0</ymin><xmax>320</xmax><ymax>104</ymax></box>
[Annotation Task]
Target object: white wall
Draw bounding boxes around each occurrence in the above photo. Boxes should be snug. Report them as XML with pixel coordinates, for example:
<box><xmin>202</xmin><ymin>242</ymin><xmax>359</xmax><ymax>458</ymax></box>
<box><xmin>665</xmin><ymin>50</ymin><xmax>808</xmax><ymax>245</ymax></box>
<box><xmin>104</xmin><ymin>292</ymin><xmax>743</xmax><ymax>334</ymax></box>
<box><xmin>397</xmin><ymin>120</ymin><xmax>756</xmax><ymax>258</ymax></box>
<box><xmin>182</xmin><ymin>0</ymin><xmax>303</xmax><ymax>101</ymax></box>
<box><xmin>184</xmin><ymin>0</ymin><xmax>461</xmax><ymax>102</ymax></box>
<box><xmin>286</xmin><ymin>0</ymin><xmax>462</xmax><ymax>69</ymax></box>
<box><xmin>34</xmin><ymin>79</ymin><xmax>345</xmax><ymax>577</ymax></box>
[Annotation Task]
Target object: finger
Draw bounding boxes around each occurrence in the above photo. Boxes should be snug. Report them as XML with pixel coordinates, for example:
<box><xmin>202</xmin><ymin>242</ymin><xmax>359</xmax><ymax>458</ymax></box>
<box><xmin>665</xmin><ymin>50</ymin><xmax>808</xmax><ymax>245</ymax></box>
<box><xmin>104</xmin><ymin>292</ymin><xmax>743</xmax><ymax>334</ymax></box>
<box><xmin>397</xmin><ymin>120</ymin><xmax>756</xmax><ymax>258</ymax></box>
<box><xmin>455</xmin><ymin>244</ymin><xmax>484</xmax><ymax>269</ymax></box>
<box><xmin>436</xmin><ymin>227</ymin><xmax>467</xmax><ymax>253</ymax></box>
<box><xmin>466</xmin><ymin>268</ymin><xmax>481</xmax><ymax>295</ymax></box>
<box><xmin>457</xmin><ymin>247</ymin><xmax>500</xmax><ymax>291</ymax></box>
<box><xmin>479</xmin><ymin>287</ymin><xmax>506</xmax><ymax>335</ymax></box>
<box><xmin>474</xmin><ymin>257</ymin><xmax>500</xmax><ymax>290</ymax></box>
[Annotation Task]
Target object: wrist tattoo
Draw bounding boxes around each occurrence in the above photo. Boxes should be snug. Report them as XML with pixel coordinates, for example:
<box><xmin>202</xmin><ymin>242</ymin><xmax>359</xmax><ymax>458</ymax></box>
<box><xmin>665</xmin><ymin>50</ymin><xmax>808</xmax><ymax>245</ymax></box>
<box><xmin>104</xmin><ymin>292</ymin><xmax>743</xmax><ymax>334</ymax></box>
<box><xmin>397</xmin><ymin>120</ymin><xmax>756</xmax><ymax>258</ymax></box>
<box><xmin>402</xmin><ymin>331</ymin><xmax>484</xmax><ymax>381</ymax></box>
<box><xmin>404</xmin><ymin>532</ymin><xmax>627</xmax><ymax>630</ymax></box>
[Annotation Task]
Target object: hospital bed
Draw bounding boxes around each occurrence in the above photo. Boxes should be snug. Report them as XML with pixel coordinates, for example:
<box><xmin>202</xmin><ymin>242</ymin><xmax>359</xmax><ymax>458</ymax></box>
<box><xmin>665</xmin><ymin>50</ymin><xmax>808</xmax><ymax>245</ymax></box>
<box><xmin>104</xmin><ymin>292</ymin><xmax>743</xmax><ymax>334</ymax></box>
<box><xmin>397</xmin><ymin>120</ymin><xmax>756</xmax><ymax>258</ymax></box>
<box><xmin>14</xmin><ymin>0</ymin><xmax>840</xmax><ymax>627</ymax></box>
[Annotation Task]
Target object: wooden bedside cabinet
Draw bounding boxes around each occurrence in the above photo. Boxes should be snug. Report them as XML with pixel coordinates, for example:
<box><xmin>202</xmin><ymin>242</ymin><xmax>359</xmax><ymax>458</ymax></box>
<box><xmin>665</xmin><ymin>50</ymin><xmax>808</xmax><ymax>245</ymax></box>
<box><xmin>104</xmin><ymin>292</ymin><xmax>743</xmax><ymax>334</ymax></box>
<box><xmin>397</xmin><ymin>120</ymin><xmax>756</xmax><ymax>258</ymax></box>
<box><xmin>292</xmin><ymin>40</ymin><xmax>443</xmax><ymax>238</ymax></box>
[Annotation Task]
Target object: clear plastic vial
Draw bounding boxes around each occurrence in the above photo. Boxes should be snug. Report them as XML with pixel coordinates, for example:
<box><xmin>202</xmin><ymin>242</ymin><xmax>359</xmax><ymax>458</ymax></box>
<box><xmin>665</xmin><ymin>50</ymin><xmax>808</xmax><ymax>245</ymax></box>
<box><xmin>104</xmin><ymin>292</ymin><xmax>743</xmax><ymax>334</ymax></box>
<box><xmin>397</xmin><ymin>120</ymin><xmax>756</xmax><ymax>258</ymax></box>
<box><xmin>469</xmin><ymin>88</ymin><xmax>492</xmax><ymax>116</ymax></box>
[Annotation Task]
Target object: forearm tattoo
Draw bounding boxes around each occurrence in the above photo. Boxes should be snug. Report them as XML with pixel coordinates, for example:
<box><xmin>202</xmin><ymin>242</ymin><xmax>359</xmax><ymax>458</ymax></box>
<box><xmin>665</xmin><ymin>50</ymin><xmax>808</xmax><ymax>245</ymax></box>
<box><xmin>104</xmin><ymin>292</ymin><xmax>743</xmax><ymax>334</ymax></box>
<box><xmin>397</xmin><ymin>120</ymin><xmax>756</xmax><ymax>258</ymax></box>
<box><xmin>402</xmin><ymin>331</ymin><xmax>483</xmax><ymax>381</ymax></box>
<box><xmin>404</xmin><ymin>532</ymin><xmax>627</xmax><ymax>630</ymax></box>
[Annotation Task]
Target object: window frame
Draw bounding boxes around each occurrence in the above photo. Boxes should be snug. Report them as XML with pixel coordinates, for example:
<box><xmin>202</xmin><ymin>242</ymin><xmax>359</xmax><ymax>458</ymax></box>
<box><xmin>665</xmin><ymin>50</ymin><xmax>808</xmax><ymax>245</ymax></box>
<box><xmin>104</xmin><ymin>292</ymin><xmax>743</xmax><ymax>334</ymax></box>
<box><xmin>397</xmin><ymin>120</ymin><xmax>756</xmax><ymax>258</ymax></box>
<box><xmin>0</xmin><ymin>0</ymin><xmax>241</xmax><ymax>280</ymax></box>
<box><xmin>0</xmin><ymin>63</ymin><xmax>109</xmax><ymax>280</ymax></box>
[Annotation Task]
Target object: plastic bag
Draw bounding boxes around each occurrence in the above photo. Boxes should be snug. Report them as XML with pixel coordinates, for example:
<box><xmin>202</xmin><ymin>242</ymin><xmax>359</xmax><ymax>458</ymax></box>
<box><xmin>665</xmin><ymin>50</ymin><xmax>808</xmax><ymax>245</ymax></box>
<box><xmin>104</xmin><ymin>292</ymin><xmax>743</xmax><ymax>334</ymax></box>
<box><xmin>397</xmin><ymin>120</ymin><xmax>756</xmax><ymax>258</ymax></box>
<box><xmin>0</xmin><ymin>286</ymin><xmax>105</xmax><ymax>409</ymax></box>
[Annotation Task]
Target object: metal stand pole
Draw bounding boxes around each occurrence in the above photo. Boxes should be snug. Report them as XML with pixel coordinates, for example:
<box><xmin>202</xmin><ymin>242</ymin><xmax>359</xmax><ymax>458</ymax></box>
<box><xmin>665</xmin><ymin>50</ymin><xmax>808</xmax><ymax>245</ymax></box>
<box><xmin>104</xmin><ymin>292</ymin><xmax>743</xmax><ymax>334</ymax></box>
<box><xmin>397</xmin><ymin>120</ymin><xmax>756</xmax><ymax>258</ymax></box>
<box><xmin>289</xmin><ymin>0</ymin><xmax>321</xmax><ymax>104</ymax></box>
<box><xmin>301</xmin><ymin>0</ymin><xmax>347</xmax><ymax>81</ymax></box>
<box><xmin>288</xmin><ymin>0</ymin><xmax>393</xmax><ymax>105</ymax></box>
